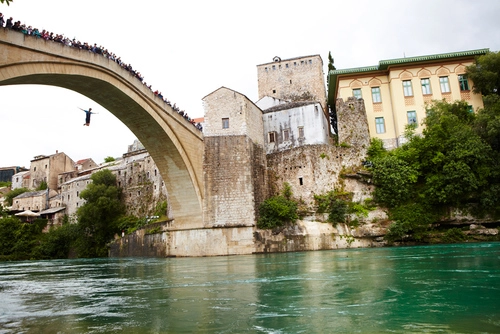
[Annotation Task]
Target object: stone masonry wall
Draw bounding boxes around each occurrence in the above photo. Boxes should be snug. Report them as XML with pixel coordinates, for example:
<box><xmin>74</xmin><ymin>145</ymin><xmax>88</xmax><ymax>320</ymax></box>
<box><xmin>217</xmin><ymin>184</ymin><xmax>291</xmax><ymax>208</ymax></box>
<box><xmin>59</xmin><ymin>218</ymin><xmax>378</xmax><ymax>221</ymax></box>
<box><xmin>266</xmin><ymin>144</ymin><xmax>369</xmax><ymax>209</ymax></box>
<box><xmin>203</xmin><ymin>135</ymin><xmax>267</xmax><ymax>227</ymax></box>
<box><xmin>336</xmin><ymin>96</ymin><xmax>371</xmax><ymax>149</ymax></box>
<box><xmin>257</xmin><ymin>55</ymin><xmax>328</xmax><ymax>115</ymax></box>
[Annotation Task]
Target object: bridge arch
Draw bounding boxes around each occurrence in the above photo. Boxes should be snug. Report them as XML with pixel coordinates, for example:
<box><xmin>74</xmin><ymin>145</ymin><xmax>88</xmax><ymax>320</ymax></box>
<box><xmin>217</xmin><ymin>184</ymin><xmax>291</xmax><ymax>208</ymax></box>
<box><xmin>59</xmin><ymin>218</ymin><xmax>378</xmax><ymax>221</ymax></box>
<box><xmin>0</xmin><ymin>29</ymin><xmax>204</xmax><ymax>228</ymax></box>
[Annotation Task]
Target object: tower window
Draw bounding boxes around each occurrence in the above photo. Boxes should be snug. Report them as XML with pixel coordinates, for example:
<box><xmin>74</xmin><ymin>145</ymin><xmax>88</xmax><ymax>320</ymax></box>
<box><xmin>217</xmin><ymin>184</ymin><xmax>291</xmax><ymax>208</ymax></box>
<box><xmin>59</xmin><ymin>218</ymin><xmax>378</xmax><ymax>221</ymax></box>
<box><xmin>222</xmin><ymin>118</ymin><xmax>229</xmax><ymax>129</ymax></box>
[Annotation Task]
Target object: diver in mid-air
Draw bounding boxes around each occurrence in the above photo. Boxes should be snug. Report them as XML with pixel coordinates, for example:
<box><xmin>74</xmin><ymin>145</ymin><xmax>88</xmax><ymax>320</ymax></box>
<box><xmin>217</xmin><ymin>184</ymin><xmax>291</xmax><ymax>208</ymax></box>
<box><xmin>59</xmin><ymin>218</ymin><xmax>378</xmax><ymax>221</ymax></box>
<box><xmin>79</xmin><ymin>107</ymin><xmax>97</xmax><ymax>126</ymax></box>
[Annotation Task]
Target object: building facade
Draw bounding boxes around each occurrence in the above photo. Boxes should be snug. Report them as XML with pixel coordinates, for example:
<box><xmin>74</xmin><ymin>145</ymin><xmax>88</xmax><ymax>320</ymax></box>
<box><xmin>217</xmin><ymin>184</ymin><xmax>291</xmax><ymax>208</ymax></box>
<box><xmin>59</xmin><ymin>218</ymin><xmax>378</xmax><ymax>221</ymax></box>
<box><xmin>328</xmin><ymin>49</ymin><xmax>488</xmax><ymax>148</ymax></box>
<box><xmin>29</xmin><ymin>152</ymin><xmax>76</xmax><ymax>190</ymax></box>
<box><xmin>257</xmin><ymin>55</ymin><xmax>329</xmax><ymax>122</ymax></box>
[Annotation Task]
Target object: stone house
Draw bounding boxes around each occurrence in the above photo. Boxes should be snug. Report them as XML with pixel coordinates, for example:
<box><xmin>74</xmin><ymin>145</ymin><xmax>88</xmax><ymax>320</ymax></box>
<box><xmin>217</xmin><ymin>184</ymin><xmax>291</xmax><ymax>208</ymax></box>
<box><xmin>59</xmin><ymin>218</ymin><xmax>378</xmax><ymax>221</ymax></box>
<box><xmin>11</xmin><ymin>170</ymin><xmax>30</xmax><ymax>189</ymax></box>
<box><xmin>27</xmin><ymin>151</ymin><xmax>76</xmax><ymax>190</ymax></box>
<box><xmin>11</xmin><ymin>189</ymin><xmax>58</xmax><ymax>212</ymax></box>
<box><xmin>59</xmin><ymin>140</ymin><xmax>169</xmax><ymax>219</ymax></box>
<box><xmin>202</xmin><ymin>87</ymin><xmax>267</xmax><ymax>227</ymax></box>
<box><xmin>75</xmin><ymin>158</ymin><xmax>97</xmax><ymax>172</ymax></box>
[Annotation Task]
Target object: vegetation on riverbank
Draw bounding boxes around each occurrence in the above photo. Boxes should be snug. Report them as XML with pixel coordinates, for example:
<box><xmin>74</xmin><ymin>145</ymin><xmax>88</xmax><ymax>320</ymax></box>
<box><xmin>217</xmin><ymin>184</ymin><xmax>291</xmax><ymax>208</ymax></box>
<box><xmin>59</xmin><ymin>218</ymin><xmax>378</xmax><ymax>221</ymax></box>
<box><xmin>0</xmin><ymin>169</ymin><xmax>162</xmax><ymax>260</ymax></box>
<box><xmin>366</xmin><ymin>51</ymin><xmax>500</xmax><ymax>243</ymax></box>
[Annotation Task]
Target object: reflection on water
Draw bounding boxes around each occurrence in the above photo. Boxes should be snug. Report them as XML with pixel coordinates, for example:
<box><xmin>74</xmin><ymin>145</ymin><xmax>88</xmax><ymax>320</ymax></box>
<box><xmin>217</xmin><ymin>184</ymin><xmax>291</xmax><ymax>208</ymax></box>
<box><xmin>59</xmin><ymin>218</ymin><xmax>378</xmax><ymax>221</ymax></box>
<box><xmin>0</xmin><ymin>242</ymin><xmax>499</xmax><ymax>333</ymax></box>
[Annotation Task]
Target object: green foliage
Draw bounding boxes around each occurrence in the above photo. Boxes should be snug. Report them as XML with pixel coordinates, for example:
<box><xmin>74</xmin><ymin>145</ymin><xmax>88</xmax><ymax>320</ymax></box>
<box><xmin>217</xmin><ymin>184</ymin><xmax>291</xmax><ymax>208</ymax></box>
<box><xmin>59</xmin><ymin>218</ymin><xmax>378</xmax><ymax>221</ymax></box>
<box><xmin>257</xmin><ymin>195</ymin><xmax>298</xmax><ymax>229</ymax></box>
<box><xmin>257</xmin><ymin>183</ymin><xmax>298</xmax><ymax>230</ymax></box>
<box><xmin>319</xmin><ymin>153</ymin><xmax>329</xmax><ymax>159</ymax></box>
<box><xmin>315</xmin><ymin>191</ymin><xmax>350</xmax><ymax>223</ymax></box>
<box><xmin>117</xmin><ymin>215</ymin><xmax>147</xmax><ymax>234</ymax></box>
<box><xmin>466</xmin><ymin>51</ymin><xmax>500</xmax><ymax>97</ymax></box>
<box><xmin>0</xmin><ymin>181</ymin><xmax>11</xmax><ymax>188</ymax></box>
<box><xmin>328</xmin><ymin>51</ymin><xmax>336</xmax><ymax>72</ymax></box>
<box><xmin>315</xmin><ymin>191</ymin><xmax>374</xmax><ymax>226</ymax></box>
<box><xmin>145</xmin><ymin>226</ymin><xmax>162</xmax><ymax>235</ymax></box>
<box><xmin>366</xmin><ymin>138</ymin><xmax>387</xmax><ymax>161</ymax></box>
<box><xmin>441</xmin><ymin>228</ymin><xmax>467</xmax><ymax>244</ymax></box>
<box><xmin>104</xmin><ymin>156</ymin><xmax>116</xmax><ymax>163</ymax></box>
<box><xmin>75</xmin><ymin>169</ymin><xmax>125</xmax><ymax>257</ymax></box>
<box><xmin>32</xmin><ymin>223</ymin><xmax>79</xmax><ymax>259</ymax></box>
<box><xmin>4</xmin><ymin>187</ymin><xmax>29</xmax><ymax>206</ymax></box>
<box><xmin>371</xmin><ymin>155</ymin><xmax>419</xmax><ymax>208</ymax></box>
<box><xmin>36</xmin><ymin>181</ymin><xmax>48</xmax><ymax>191</ymax></box>
<box><xmin>385</xmin><ymin>203</ymin><xmax>437</xmax><ymax>243</ymax></box>
<box><xmin>0</xmin><ymin>0</ymin><xmax>13</xmax><ymax>6</ymax></box>
<box><xmin>282</xmin><ymin>182</ymin><xmax>293</xmax><ymax>200</ymax></box>
<box><xmin>0</xmin><ymin>217</ymin><xmax>48</xmax><ymax>261</ymax></box>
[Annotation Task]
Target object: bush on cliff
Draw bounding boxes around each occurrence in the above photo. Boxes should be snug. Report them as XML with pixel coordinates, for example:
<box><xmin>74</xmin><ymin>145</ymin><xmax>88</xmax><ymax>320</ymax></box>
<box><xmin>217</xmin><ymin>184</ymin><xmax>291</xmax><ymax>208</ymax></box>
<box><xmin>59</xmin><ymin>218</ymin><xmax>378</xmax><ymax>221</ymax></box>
<box><xmin>257</xmin><ymin>184</ymin><xmax>298</xmax><ymax>229</ymax></box>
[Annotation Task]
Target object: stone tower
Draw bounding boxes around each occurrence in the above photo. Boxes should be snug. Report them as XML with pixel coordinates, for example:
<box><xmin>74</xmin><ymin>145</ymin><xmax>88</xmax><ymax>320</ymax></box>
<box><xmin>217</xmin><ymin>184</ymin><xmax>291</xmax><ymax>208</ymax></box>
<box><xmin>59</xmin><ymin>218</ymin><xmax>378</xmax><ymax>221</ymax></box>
<box><xmin>336</xmin><ymin>96</ymin><xmax>370</xmax><ymax>150</ymax></box>
<box><xmin>202</xmin><ymin>87</ymin><xmax>268</xmax><ymax>227</ymax></box>
<box><xmin>256</xmin><ymin>55</ymin><xmax>328</xmax><ymax>120</ymax></box>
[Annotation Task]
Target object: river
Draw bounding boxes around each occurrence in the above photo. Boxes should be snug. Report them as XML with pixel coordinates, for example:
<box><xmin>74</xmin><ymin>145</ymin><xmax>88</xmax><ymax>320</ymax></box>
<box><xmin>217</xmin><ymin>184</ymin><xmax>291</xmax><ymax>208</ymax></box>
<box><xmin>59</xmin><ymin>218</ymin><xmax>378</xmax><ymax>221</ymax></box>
<box><xmin>0</xmin><ymin>242</ymin><xmax>499</xmax><ymax>333</ymax></box>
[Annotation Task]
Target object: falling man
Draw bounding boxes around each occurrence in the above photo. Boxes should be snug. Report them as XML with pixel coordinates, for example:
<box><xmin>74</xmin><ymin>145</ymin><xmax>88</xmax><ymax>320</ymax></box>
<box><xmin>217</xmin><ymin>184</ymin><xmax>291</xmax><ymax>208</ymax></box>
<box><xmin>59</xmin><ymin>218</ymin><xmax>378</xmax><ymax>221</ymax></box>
<box><xmin>79</xmin><ymin>107</ymin><xmax>97</xmax><ymax>126</ymax></box>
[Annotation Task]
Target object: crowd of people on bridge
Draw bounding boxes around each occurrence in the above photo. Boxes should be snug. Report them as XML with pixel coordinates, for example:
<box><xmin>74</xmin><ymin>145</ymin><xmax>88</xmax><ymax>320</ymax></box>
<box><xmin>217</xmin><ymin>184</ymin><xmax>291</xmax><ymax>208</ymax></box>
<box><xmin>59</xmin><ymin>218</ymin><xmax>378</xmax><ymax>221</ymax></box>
<box><xmin>0</xmin><ymin>13</ymin><xmax>203</xmax><ymax>132</ymax></box>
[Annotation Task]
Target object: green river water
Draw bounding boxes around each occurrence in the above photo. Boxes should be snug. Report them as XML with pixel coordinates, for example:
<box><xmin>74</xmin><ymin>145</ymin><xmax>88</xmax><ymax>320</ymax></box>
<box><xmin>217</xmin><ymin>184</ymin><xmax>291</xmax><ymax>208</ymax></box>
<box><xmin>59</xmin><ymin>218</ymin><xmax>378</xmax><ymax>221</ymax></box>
<box><xmin>0</xmin><ymin>242</ymin><xmax>499</xmax><ymax>333</ymax></box>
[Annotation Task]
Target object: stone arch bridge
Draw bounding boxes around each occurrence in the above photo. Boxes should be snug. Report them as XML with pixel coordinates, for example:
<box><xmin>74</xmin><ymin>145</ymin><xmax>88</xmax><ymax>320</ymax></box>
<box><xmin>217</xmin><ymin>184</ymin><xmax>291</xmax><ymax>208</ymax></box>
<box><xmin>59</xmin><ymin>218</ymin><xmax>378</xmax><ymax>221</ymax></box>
<box><xmin>0</xmin><ymin>29</ymin><xmax>204</xmax><ymax>228</ymax></box>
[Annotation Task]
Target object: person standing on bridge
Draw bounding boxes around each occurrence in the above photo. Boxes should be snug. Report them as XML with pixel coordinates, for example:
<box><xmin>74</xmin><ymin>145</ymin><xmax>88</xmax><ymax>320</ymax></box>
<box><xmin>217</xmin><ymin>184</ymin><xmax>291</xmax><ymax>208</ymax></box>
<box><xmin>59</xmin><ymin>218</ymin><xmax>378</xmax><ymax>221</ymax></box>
<box><xmin>0</xmin><ymin>13</ymin><xmax>5</xmax><ymax>28</ymax></box>
<box><xmin>79</xmin><ymin>107</ymin><xmax>96</xmax><ymax>126</ymax></box>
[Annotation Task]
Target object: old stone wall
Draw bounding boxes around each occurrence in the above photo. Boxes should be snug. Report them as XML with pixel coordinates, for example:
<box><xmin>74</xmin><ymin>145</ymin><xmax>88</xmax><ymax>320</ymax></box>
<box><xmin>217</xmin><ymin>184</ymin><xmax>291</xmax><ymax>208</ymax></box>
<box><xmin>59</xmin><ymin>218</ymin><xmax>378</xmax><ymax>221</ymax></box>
<box><xmin>203</xmin><ymin>136</ymin><xmax>267</xmax><ymax>227</ymax></box>
<box><xmin>254</xmin><ymin>220</ymin><xmax>385</xmax><ymax>253</ymax></box>
<box><xmin>109</xmin><ymin>221</ymin><xmax>170</xmax><ymax>257</ymax></box>
<box><xmin>266</xmin><ymin>144</ymin><xmax>369</xmax><ymax>209</ymax></box>
<box><xmin>336</xmin><ymin>97</ymin><xmax>371</xmax><ymax>149</ymax></box>
<box><xmin>257</xmin><ymin>55</ymin><xmax>327</xmax><ymax>114</ymax></box>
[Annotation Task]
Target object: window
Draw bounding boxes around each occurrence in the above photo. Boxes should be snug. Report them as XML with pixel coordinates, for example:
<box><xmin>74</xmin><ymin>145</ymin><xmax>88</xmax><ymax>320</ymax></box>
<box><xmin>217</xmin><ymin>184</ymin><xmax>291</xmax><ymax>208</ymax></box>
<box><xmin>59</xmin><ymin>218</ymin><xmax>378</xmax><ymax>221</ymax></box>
<box><xmin>375</xmin><ymin>117</ymin><xmax>385</xmax><ymax>134</ymax></box>
<box><xmin>459</xmin><ymin>75</ymin><xmax>470</xmax><ymax>91</ymax></box>
<box><xmin>439</xmin><ymin>76</ymin><xmax>450</xmax><ymax>93</ymax></box>
<box><xmin>421</xmin><ymin>78</ymin><xmax>432</xmax><ymax>95</ymax></box>
<box><xmin>283</xmin><ymin>129</ymin><xmax>290</xmax><ymax>141</ymax></box>
<box><xmin>298</xmin><ymin>126</ymin><xmax>304</xmax><ymax>138</ymax></box>
<box><xmin>353</xmin><ymin>88</ymin><xmax>362</xmax><ymax>99</ymax></box>
<box><xmin>468</xmin><ymin>105</ymin><xmax>474</xmax><ymax>113</ymax></box>
<box><xmin>269</xmin><ymin>132</ymin><xmax>276</xmax><ymax>143</ymax></box>
<box><xmin>222</xmin><ymin>118</ymin><xmax>229</xmax><ymax>129</ymax></box>
<box><xmin>407</xmin><ymin>110</ymin><xmax>417</xmax><ymax>126</ymax></box>
<box><xmin>371</xmin><ymin>87</ymin><xmax>381</xmax><ymax>103</ymax></box>
<box><xmin>402</xmin><ymin>80</ymin><xmax>413</xmax><ymax>97</ymax></box>
<box><xmin>272</xmin><ymin>65</ymin><xmax>276</xmax><ymax>70</ymax></box>
<box><xmin>286</xmin><ymin>63</ymin><xmax>289</xmax><ymax>68</ymax></box>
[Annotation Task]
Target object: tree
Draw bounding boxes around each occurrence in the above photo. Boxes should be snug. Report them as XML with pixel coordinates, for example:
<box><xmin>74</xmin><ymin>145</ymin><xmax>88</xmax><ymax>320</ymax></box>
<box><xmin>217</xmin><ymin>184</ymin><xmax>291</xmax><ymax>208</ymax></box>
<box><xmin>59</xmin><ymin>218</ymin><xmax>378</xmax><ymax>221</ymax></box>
<box><xmin>466</xmin><ymin>51</ymin><xmax>500</xmax><ymax>97</ymax></box>
<box><xmin>104</xmin><ymin>156</ymin><xmax>116</xmax><ymax>163</ymax></box>
<box><xmin>0</xmin><ymin>0</ymin><xmax>13</xmax><ymax>5</ymax></box>
<box><xmin>76</xmin><ymin>169</ymin><xmax>125</xmax><ymax>257</ymax></box>
<box><xmin>328</xmin><ymin>51</ymin><xmax>336</xmax><ymax>72</ymax></box>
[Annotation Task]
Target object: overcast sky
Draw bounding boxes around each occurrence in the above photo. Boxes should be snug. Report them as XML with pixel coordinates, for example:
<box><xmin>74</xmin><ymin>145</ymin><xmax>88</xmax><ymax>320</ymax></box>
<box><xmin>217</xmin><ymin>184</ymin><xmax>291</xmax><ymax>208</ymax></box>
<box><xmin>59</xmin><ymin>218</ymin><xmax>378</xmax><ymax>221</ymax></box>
<box><xmin>1</xmin><ymin>0</ymin><xmax>500</xmax><ymax>167</ymax></box>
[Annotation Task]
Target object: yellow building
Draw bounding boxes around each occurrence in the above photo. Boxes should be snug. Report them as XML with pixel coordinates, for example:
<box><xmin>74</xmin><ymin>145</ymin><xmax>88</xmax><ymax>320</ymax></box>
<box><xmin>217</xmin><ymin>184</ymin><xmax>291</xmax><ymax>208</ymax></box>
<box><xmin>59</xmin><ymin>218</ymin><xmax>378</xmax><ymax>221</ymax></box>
<box><xmin>328</xmin><ymin>49</ymin><xmax>488</xmax><ymax>148</ymax></box>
